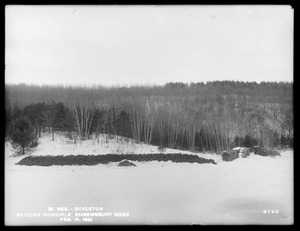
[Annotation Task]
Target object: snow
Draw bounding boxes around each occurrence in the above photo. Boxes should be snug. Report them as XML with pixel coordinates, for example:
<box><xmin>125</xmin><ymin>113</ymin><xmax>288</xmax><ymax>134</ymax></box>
<box><xmin>232</xmin><ymin>147</ymin><xmax>242</xmax><ymax>151</ymax></box>
<box><xmin>5</xmin><ymin>133</ymin><xmax>293</xmax><ymax>225</ymax></box>
<box><xmin>25</xmin><ymin>133</ymin><xmax>192</xmax><ymax>156</ymax></box>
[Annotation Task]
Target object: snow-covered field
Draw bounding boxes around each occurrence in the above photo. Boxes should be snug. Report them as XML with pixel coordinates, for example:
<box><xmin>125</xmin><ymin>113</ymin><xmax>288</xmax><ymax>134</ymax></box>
<box><xmin>5</xmin><ymin>133</ymin><xmax>293</xmax><ymax>225</ymax></box>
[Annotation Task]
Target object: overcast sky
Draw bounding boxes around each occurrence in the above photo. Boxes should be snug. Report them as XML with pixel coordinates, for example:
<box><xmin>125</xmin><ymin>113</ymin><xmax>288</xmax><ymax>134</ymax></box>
<box><xmin>5</xmin><ymin>5</ymin><xmax>293</xmax><ymax>87</ymax></box>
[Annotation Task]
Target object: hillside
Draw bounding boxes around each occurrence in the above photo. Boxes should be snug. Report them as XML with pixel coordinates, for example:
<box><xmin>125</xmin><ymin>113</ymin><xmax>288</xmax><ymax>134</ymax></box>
<box><xmin>5</xmin><ymin>81</ymin><xmax>293</xmax><ymax>153</ymax></box>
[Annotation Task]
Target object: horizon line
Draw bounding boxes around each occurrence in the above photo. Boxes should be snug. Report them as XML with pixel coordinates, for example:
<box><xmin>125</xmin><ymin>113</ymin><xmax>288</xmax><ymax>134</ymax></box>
<box><xmin>5</xmin><ymin>80</ymin><xmax>294</xmax><ymax>89</ymax></box>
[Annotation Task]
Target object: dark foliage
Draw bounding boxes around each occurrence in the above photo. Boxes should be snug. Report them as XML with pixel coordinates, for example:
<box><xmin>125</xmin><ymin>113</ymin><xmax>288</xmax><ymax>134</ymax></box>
<box><xmin>114</xmin><ymin>110</ymin><xmax>132</xmax><ymax>138</ymax></box>
<box><xmin>5</xmin><ymin>105</ymin><xmax>23</xmax><ymax>137</ymax></box>
<box><xmin>10</xmin><ymin>116</ymin><xmax>36</xmax><ymax>155</ymax></box>
<box><xmin>23</xmin><ymin>102</ymin><xmax>47</xmax><ymax>137</ymax></box>
<box><xmin>234</xmin><ymin>134</ymin><xmax>259</xmax><ymax>148</ymax></box>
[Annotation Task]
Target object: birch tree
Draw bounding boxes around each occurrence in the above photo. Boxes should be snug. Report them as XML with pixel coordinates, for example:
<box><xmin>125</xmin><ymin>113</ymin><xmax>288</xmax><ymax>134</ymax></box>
<box><xmin>69</xmin><ymin>99</ymin><xmax>95</xmax><ymax>141</ymax></box>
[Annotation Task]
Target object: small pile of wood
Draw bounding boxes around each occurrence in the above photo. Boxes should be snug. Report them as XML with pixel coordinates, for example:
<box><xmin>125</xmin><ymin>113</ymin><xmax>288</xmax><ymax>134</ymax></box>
<box><xmin>232</xmin><ymin>147</ymin><xmax>251</xmax><ymax>158</ymax></box>
<box><xmin>222</xmin><ymin>146</ymin><xmax>280</xmax><ymax>162</ymax></box>
<box><xmin>221</xmin><ymin>150</ymin><xmax>239</xmax><ymax>162</ymax></box>
<box><xmin>250</xmin><ymin>146</ymin><xmax>281</xmax><ymax>157</ymax></box>
<box><xmin>118</xmin><ymin>160</ymin><xmax>137</xmax><ymax>167</ymax></box>
<box><xmin>239</xmin><ymin>147</ymin><xmax>250</xmax><ymax>158</ymax></box>
<box><xmin>222</xmin><ymin>147</ymin><xmax>250</xmax><ymax>162</ymax></box>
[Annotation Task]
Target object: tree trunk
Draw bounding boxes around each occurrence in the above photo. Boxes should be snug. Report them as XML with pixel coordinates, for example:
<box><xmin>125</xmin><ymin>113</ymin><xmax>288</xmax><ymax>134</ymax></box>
<box><xmin>51</xmin><ymin>127</ymin><xmax>54</xmax><ymax>141</ymax></box>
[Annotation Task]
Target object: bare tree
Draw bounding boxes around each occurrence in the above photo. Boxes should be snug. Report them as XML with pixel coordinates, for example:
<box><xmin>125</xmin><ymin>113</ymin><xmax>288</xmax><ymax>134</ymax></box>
<box><xmin>69</xmin><ymin>99</ymin><xmax>95</xmax><ymax>141</ymax></box>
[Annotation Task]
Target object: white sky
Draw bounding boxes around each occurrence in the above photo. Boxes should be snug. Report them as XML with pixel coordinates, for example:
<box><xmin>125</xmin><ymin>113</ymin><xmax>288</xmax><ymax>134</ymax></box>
<box><xmin>5</xmin><ymin>5</ymin><xmax>293</xmax><ymax>87</ymax></box>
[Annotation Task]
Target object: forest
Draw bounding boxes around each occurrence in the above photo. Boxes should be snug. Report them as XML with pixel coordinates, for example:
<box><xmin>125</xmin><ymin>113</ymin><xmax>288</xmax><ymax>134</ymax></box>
<box><xmin>5</xmin><ymin>81</ymin><xmax>293</xmax><ymax>153</ymax></box>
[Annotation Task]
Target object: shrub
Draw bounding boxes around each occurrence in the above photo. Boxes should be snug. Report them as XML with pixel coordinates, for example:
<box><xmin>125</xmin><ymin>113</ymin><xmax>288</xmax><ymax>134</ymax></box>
<box><xmin>242</xmin><ymin>134</ymin><xmax>258</xmax><ymax>147</ymax></box>
<box><xmin>65</xmin><ymin>132</ymin><xmax>73</xmax><ymax>140</ymax></box>
<box><xmin>157</xmin><ymin>146</ymin><xmax>166</xmax><ymax>152</ymax></box>
<box><xmin>29</xmin><ymin>138</ymin><xmax>39</xmax><ymax>148</ymax></box>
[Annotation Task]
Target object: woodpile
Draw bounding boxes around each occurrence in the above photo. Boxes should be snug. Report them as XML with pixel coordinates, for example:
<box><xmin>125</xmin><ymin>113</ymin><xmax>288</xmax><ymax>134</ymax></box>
<box><xmin>250</xmin><ymin>146</ymin><xmax>281</xmax><ymax>157</ymax></box>
<box><xmin>221</xmin><ymin>150</ymin><xmax>239</xmax><ymax>162</ymax></box>
<box><xmin>221</xmin><ymin>147</ymin><xmax>250</xmax><ymax>162</ymax></box>
<box><xmin>267</xmin><ymin>150</ymin><xmax>281</xmax><ymax>157</ymax></box>
<box><xmin>239</xmin><ymin>147</ymin><xmax>250</xmax><ymax>158</ymax></box>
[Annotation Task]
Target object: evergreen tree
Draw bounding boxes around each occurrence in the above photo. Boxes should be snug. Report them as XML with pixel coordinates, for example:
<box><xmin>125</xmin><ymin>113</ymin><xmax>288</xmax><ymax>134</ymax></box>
<box><xmin>10</xmin><ymin>116</ymin><xmax>36</xmax><ymax>155</ymax></box>
<box><xmin>23</xmin><ymin>103</ymin><xmax>46</xmax><ymax>138</ymax></box>
<box><xmin>53</xmin><ymin>102</ymin><xmax>68</xmax><ymax>131</ymax></box>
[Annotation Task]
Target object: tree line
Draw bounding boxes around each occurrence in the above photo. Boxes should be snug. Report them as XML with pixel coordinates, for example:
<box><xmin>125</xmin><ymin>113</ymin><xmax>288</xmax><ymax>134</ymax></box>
<box><xmin>5</xmin><ymin>81</ymin><xmax>293</xmax><ymax>154</ymax></box>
